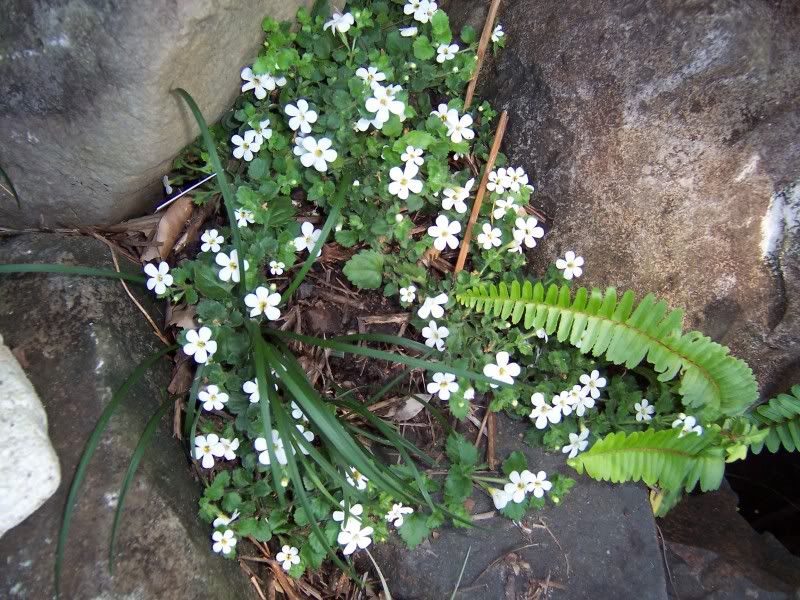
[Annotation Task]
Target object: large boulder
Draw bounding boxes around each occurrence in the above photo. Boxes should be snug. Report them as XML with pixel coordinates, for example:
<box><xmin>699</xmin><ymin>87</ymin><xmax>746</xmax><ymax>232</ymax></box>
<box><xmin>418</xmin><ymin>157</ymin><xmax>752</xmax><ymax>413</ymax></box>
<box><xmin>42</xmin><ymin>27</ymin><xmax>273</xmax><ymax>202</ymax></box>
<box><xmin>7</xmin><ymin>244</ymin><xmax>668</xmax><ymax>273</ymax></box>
<box><xmin>445</xmin><ymin>0</ymin><xmax>800</xmax><ymax>399</ymax></box>
<box><xmin>0</xmin><ymin>0</ymin><xmax>312</xmax><ymax>228</ymax></box>
<box><xmin>0</xmin><ymin>234</ymin><xmax>255</xmax><ymax>599</ymax></box>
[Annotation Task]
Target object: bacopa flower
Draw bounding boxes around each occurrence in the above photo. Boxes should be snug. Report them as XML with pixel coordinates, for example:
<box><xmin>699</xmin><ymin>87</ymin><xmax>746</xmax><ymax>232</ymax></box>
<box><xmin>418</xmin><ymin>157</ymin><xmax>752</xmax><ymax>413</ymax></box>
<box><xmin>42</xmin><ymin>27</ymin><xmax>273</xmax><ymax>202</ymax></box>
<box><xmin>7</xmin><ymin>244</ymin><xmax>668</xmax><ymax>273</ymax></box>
<box><xmin>421</xmin><ymin>320</ymin><xmax>449</xmax><ymax>351</ymax></box>
<box><xmin>201</xmin><ymin>229</ymin><xmax>224</xmax><ymax>253</ymax></box>
<box><xmin>507</xmin><ymin>166</ymin><xmax>527</xmax><ymax>191</ymax></box>
<box><xmin>635</xmin><ymin>399</ymin><xmax>655</xmax><ymax>422</ymax></box>
<box><xmin>528</xmin><ymin>470</ymin><xmax>552</xmax><ymax>498</ymax></box>
<box><xmin>346</xmin><ymin>467</ymin><xmax>369</xmax><ymax>490</ymax></box>
<box><xmin>672</xmin><ymin>413</ymin><xmax>703</xmax><ymax>436</ymax></box>
<box><xmin>219</xmin><ymin>437</ymin><xmax>239</xmax><ymax>461</ymax></box>
<box><xmin>242</xmin><ymin>379</ymin><xmax>260</xmax><ymax>403</ymax></box>
<box><xmin>492</xmin><ymin>197</ymin><xmax>517</xmax><ymax>219</ymax></box>
<box><xmin>244</xmin><ymin>286</ymin><xmax>281</xmax><ymax>320</ymax></box>
<box><xmin>324</xmin><ymin>11</ymin><xmax>355</xmax><ymax>34</ymax></box>
<box><xmin>567</xmin><ymin>384</ymin><xmax>595</xmax><ymax>417</ymax></box>
<box><xmin>417</xmin><ymin>293</ymin><xmax>448</xmax><ymax>319</ymax></box>
<box><xmin>296</xmin><ymin>136</ymin><xmax>337</xmax><ymax>172</ymax></box>
<box><xmin>356</xmin><ymin>66</ymin><xmax>386</xmax><ymax>86</ymax></box>
<box><xmin>491</xmin><ymin>24</ymin><xmax>505</xmax><ymax>43</ymax></box>
<box><xmin>240</xmin><ymin>67</ymin><xmax>286</xmax><ymax>100</ymax></box>
<box><xmin>199</xmin><ymin>384</ymin><xmax>229</xmax><ymax>412</ymax></box>
<box><xmin>333</xmin><ymin>501</ymin><xmax>363</xmax><ymax>523</ymax></box>
<box><xmin>556</xmin><ymin>251</ymin><xmax>584</xmax><ymax>280</ymax></box>
<box><xmin>529</xmin><ymin>392</ymin><xmax>558</xmax><ymax>429</ymax></box>
<box><xmin>401</xmin><ymin>146</ymin><xmax>425</xmax><ymax>167</ymax></box>
<box><xmin>294</xmin><ymin>222</ymin><xmax>323</xmax><ymax>255</ymax></box>
<box><xmin>212</xmin><ymin>529</ymin><xmax>237</xmax><ymax>555</ymax></box>
<box><xmin>432</xmin><ymin>103</ymin><xmax>450</xmax><ymax>123</ymax></box>
<box><xmin>580</xmin><ymin>370</ymin><xmax>607</xmax><ymax>399</ymax></box>
<box><xmin>483</xmin><ymin>351</ymin><xmax>521</xmax><ymax>387</ymax></box>
<box><xmin>400</xmin><ymin>26</ymin><xmax>418</xmax><ymax>37</ymax></box>
<box><xmin>562</xmin><ymin>428</ymin><xmax>590</xmax><ymax>459</ymax></box>
<box><xmin>414</xmin><ymin>0</ymin><xmax>438</xmax><ymax>23</ymax></box>
<box><xmin>294</xmin><ymin>424</ymin><xmax>315</xmax><ymax>455</ymax></box>
<box><xmin>255</xmin><ymin>430</ymin><xmax>288</xmax><ymax>466</ymax></box>
<box><xmin>504</xmin><ymin>470</ymin><xmax>534</xmax><ymax>504</ymax></box>
<box><xmin>285</xmin><ymin>99</ymin><xmax>318</xmax><ymax>134</ymax></box>
<box><xmin>442</xmin><ymin>179</ymin><xmax>474</xmax><ymax>214</ymax></box>
<box><xmin>269</xmin><ymin>260</ymin><xmax>285</xmax><ymax>275</ymax></box>
<box><xmin>337</xmin><ymin>519</ymin><xmax>374</xmax><ymax>555</ymax></box>
<box><xmin>399</xmin><ymin>285</ymin><xmax>417</xmax><ymax>303</ymax></box>
<box><xmin>144</xmin><ymin>262</ymin><xmax>173</xmax><ymax>295</ymax></box>
<box><xmin>276</xmin><ymin>545</ymin><xmax>300</xmax><ymax>572</ymax></box>
<box><xmin>487</xmin><ymin>168</ymin><xmax>510</xmax><ymax>194</ymax></box>
<box><xmin>445</xmin><ymin>109</ymin><xmax>475</xmax><ymax>144</ymax></box>
<box><xmin>427</xmin><ymin>372</ymin><xmax>459</xmax><ymax>400</ymax></box>
<box><xmin>476</xmin><ymin>223</ymin><xmax>502</xmax><ymax>250</ymax></box>
<box><xmin>428</xmin><ymin>214</ymin><xmax>461</xmax><ymax>251</ymax></box>
<box><xmin>291</xmin><ymin>401</ymin><xmax>307</xmax><ymax>422</ymax></box>
<box><xmin>404</xmin><ymin>0</ymin><xmax>423</xmax><ymax>15</ymax></box>
<box><xmin>365</xmin><ymin>84</ymin><xmax>406</xmax><ymax>125</ymax></box>
<box><xmin>491</xmin><ymin>487</ymin><xmax>510</xmax><ymax>510</ymax></box>
<box><xmin>231</xmin><ymin>130</ymin><xmax>261</xmax><ymax>162</ymax></box>
<box><xmin>183</xmin><ymin>326</ymin><xmax>217</xmax><ymax>364</ymax></box>
<box><xmin>388</xmin><ymin>163</ymin><xmax>423</xmax><ymax>200</ymax></box>
<box><xmin>513</xmin><ymin>217</ymin><xmax>544</xmax><ymax>248</ymax></box>
<box><xmin>194</xmin><ymin>434</ymin><xmax>224</xmax><ymax>469</ymax></box>
<box><xmin>212</xmin><ymin>510</ymin><xmax>240</xmax><ymax>528</ymax></box>
<box><xmin>551</xmin><ymin>391</ymin><xmax>573</xmax><ymax>416</ymax></box>
<box><xmin>215</xmin><ymin>250</ymin><xmax>249</xmax><ymax>283</ymax></box>
<box><xmin>436</xmin><ymin>43</ymin><xmax>458</xmax><ymax>63</ymax></box>
<box><xmin>252</xmin><ymin>119</ymin><xmax>272</xmax><ymax>144</ymax></box>
<box><xmin>234</xmin><ymin>208</ymin><xmax>255</xmax><ymax>228</ymax></box>
<box><xmin>386</xmin><ymin>503</ymin><xmax>414</xmax><ymax>528</ymax></box>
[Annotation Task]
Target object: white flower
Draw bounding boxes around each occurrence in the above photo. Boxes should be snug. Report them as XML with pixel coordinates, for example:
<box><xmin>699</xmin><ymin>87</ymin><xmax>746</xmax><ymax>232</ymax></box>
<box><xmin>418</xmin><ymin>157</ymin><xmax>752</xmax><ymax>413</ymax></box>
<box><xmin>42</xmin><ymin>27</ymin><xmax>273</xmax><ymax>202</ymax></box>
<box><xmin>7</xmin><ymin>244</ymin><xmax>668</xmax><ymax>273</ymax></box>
<box><xmin>580</xmin><ymin>370</ymin><xmax>607</xmax><ymax>399</ymax></box>
<box><xmin>212</xmin><ymin>529</ymin><xmax>237</xmax><ymax>555</ymax></box>
<box><xmin>244</xmin><ymin>286</ymin><xmax>281</xmax><ymax>320</ymax></box>
<box><xmin>529</xmin><ymin>392</ymin><xmax>559</xmax><ymax>429</ymax></box>
<box><xmin>388</xmin><ymin>163</ymin><xmax>424</xmax><ymax>200</ymax></box>
<box><xmin>201</xmin><ymin>229</ymin><xmax>224</xmax><ymax>253</ymax></box>
<box><xmin>235</xmin><ymin>208</ymin><xmax>255</xmax><ymax>228</ymax></box>
<box><xmin>414</xmin><ymin>0</ymin><xmax>438</xmax><ymax>23</ymax></box>
<box><xmin>421</xmin><ymin>320</ymin><xmax>449</xmax><ymax>351</ymax></box>
<box><xmin>487</xmin><ymin>169</ymin><xmax>509</xmax><ymax>194</ymax></box>
<box><xmin>562</xmin><ymin>429</ymin><xmax>590</xmax><ymax>459</ymax></box>
<box><xmin>337</xmin><ymin>519</ymin><xmax>374</xmax><ymax>555</ymax></box>
<box><xmin>491</xmin><ymin>24</ymin><xmax>505</xmax><ymax>43</ymax></box>
<box><xmin>464</xmin><ymin>387</ymin><xmax>475</xmax><ymax>400</ymax></box>
<box><xmin>333</xmin><ymin>501</ymin><xmax>364</xmax><ymax>524</ymax></box>
<box><xmin>476</xmin><ymin>223</ymin><xmax>502</xmax><ymax>249</ymax></box>
<box><xmin>231</xmin><ymin>130</ymin><xmax>261</xmax><ymax>162</ymax></box>
<box><xmin>507</xmin><ymin>166</ymin><xmax>527</xmax><ymax>191</ymax></box>
<box><xmin>276</xmin><ymin>545</ymin><xmax>300</xmax><ymax>572</ymax></box>
<box><xmin>491</xmin><ymin>487</ymin><xmax>510</xmax><ymax>510</ymax></box>
<box><xmin>144</xmin><ymin>262</ymin><xmax>173</xmax><ymax>295</ymax></box>
<box><xmin>404</xmin><ymin>0</ymin><xmax>423</xmax><ymax>15</ymax></box>
<box><xmin>536</xmin><ymin>328</ymin><xmax>548</xmax><ymax>342</ymax></box>
<box><xmin>216</xmin><ymin>437</ymin><xmax>239</xmax><ymax>461</ymax></box>
<box><xmin>212</xmin><ymin>510</ymin><xmax>240</xmax><ymax>528</ymax></box>
<box><xmin>255</xmin><ymin>430</ymin><xmax>288</xmax><ymax>466</ymax></box>
<box><xmin>508</xmin><ymin>237</ymin><xmax>524</xmax><ymax>254</ymax></box>
<box><xmin>356</xmin><ymin>66</ymin><xmax>386</xmax><ymax>86</ymax></box>
<box><xmin>556</xmin><ymin>251</ymin><xmax>585</xmax><ymax>280</ymax></box>
<box><xmin>567</xmin><ymin>385</ymin><xmax>595</xmax><ymax>417</ymax></box>
<box><xmin>252</xmin><ymin>119</ymin><xmax>273</xmax><ymax>144</ymax></box>
<box><xmin>243</xmin><ymin>379</ymin><xmax>260</xmax><ymax>403</ymax></box>
<box><xmin>386</xmin><ymin>503</ymin><xmax>414</xmax><ymax>528</ymax></box>
<box><xmin>294</xmin><ymin>424</ymin><xmax>315</xmax><ymax>455</ymax></box>
<box><xmin>417</xmin><ymin>293</ymin><xmax>448</xmax><ymax>319</ymax></box>
<box><xmin>504</xmin><ymin>470</ymin><xmax>534</xmax><ymax>504</ymax></box>
<box><xmin>183</xmin><ymin>327</ymin><xmax>217</xmax><ymax>364</ymax></box>
<box><xmin>296</xmin><ymin>136</ymin><xmax>337</xmax><ymax>172</ymax></box>
<box><xmin>529</xmin><ymin>470</ymin><xmax>552</xmax><ymax>498</ymax></box>
<box><xmin>492</xmin><ymin>197</ymin><xmax>517</xmax><ymax>219</ymax></box>
<box><xmin>365</xmin><ymin>84</ymin><xmax>405</xmax><ymax>125</ymax></box>
<box><xmin>346</xmin><ymin>467</ymin><xmax>369</xmax><ymax>491</ymax></box>
<box><xmin>285</xmin><ymin>99</ymin><xmax>318</xmax><ymax>134</ymax></box>
<box><xmin>427</xmin><ymin>214</ymin><xmax>461</xmax><ymax>251</ymax></box>
<box><xmin>635</xmin><ymin>399</ymin><xmax>655</xmax><ymax>422</ymax></box>
<box><xmin>401</xmin><ymin>146</ymin><xmax>425</xmax><ymax>167</ymax></box>
<box><xmin>445</xmin><ymin>109</ymin><xmax>475</xmax><ymax>144</ymax></box>
<box><xmin>552</xmin><ymin>391</ymin><xmax>573</xmax><ymax>416</ymax></box>
<box><xmin>269</xmin><ymin>260</ymin><xmax>285</xmax><ymax>275</ymax></box>
<box><xmin>427</xmin><ymin>372</ymin><xmax>459</xmax><ymax>400</ymax></box>
<box><xmin>240</xmin><ymin>67</ymin><xmax>286</xmax><ymax>100</ymax></box>
<box><xmin>436</xmin><ymin>43</ymin><xmax>458</xmax><ymax>63</ymax></box>
<box><xmin>673</xmin><ymin>413</ymin><xmax>703</xmax><ymax>436</ymax></box>
<box><xmin>194</xmin><ymin>433</ymin><xmax>224</xmax><ymax>469</ymax></box>
<box><xmin>294</xmin><ymin>221</ymin><xmax>323</xmax><ymax>255</ymax></box>
<box><xmin>162</xmin><ymin>175</ymin><xmax>173</xmax><ymax>195</ymax></box>
<box><xmin>432</xmin><ymin>103</ymin><xmax>450</xmax><ymax>123</ymax></box>
<box><xmin>324</xmin><ymin>11</ymin><xmax>355</xmax><ymax>33</ymax></box>
<box><xmin>199</xmin><ymin>385</ymin><xmax>229</xmax><ymax>412</ymax></box>
<box><xmin>483</xmin><ymin>351</ymin><xmax>521</xmax><ymax>387</ymax></box>
<box><xmin>399</xmin><ymin>285</ymin><xmax>417</xmax><ymax>303</ymax></box>
<box><xmin>513</xmin><ymin>217</ymin><xmax>544</xmax><ymax>248</ymax></box>
<box><xmin>400</xmin><ymin>26</ymin><xmax>418</xmax><ymax>37</ymax></box>
<box><xmin>215</xmin><ymin>249</ymin><xmax>249</xmax><ymax>283</ymax></box>
<box><xmin>442</xmin><ymin>178</ymin><xmax>474</xmax><ymax>213</ymax></box>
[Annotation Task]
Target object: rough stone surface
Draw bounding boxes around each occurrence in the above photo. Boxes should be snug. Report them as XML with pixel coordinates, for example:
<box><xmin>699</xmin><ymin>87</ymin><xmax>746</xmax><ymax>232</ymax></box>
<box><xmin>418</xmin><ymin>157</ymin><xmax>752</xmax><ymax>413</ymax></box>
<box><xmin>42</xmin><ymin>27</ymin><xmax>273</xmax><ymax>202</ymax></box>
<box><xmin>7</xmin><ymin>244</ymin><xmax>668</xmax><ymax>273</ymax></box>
<box><xmin>445</xmin><ymin>0</ymin><xmax>800</xmax><ymax>399</ymax></box>
<box><xmin>0</xmin><ymin>234</ymin><xmax>255</xmax><ymax>599</ymax></box>
<box><xmin>0</xmin><ymin>333</ymin><xmax>61</xmax><ymax>538</ymax></box>
<box><xmin>0</xmin><ymin>0</ymin><xmax>312</xmax><ymax>228</ymax></box>
<box><xmin>366</xmin><ymin>416</ymin><xmax>667</xmax><ymax>599</ymax></box>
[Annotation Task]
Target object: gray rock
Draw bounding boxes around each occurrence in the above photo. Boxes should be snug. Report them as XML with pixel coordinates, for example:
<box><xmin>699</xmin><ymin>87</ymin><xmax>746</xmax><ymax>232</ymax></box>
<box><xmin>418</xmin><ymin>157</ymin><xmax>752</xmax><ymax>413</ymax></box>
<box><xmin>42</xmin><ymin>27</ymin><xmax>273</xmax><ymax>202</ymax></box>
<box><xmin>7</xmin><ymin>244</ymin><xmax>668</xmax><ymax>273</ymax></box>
<box><xmin>367</xmin><ymin>416</ymin><xmax>667</xmax><ymax>600</ymax></box>
<box><xmin>0</xmin><ymin>0</ymin><xmax>313</xmax><ymax>229</ymax></box>
<box><xmin>0</xmin><ymin>234</ymin><xmax>254</xmax><ymax>599</ymax></box>
<box><xmin>444</xmin><ymin>0</ymin><xmax>800</xmax><ymax>399</ymax></box>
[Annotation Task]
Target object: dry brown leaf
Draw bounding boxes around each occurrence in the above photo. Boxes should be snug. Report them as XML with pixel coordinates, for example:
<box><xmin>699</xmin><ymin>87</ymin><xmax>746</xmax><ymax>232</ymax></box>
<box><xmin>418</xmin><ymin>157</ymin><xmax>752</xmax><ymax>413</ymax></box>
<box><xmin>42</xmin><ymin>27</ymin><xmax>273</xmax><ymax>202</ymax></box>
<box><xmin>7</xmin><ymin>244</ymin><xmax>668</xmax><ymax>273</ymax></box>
<box><xmin>140</xmin><ymin>195</ymin><xmax>194</xmax><ymax>262</ymax></box>
<box><xmin>166</xmin><ymin>302</ymin><xmax>197</xmax><ymax>329</ymax></box>
<box><xmin>168</xmin><ymin>356</ymin><xmax>193</xmax><ymax>396</ymax></box>
<box><xmin>386</xmin><ymin>394</ymin><xmax>429</xmax><ymax>421</ymax></box>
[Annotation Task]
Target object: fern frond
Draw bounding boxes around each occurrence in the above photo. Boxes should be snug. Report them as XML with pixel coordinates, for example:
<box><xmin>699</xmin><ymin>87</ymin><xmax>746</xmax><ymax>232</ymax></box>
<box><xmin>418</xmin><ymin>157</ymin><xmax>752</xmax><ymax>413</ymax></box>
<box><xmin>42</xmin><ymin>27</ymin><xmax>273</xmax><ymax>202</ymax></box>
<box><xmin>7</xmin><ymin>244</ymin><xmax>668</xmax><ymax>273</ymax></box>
<box><xmin>568</xmin><ymin>429</ymin><xmax>725</xmax><ymax>492</ymax></box>
<box><xmin>749</xmin><ymin>385</ymin><xmax>800</xmax><ymax>454</ymax></box>
<box><xmin>456</xmin><ymin>282</ymin><xmax>757</xmax><ymax>416</ymax></box>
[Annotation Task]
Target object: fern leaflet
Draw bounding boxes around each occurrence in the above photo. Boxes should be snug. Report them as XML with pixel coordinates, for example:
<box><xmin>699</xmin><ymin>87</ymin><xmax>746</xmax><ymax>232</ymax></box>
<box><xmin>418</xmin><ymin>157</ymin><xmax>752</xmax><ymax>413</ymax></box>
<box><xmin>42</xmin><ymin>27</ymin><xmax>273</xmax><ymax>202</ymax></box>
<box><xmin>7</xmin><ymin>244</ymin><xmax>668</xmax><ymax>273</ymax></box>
<box><xmin>749</xmin><ymin>385</ymin><xmax>800</xmax><ymax>454</ymax></box>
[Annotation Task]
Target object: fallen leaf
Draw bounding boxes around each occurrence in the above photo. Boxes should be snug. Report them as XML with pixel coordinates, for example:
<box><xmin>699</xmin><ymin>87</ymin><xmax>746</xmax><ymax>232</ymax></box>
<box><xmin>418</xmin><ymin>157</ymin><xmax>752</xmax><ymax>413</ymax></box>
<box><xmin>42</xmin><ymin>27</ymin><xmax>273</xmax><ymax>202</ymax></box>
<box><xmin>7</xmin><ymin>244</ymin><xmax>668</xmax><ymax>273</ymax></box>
<box><xmin>168</xmin><ymin>356</ymin><xmax>193</xmax><ymax>396</ymax></box>
<box><xmin>166</xmin><ymin>303</ymin><xmax>197</xmax><ymax>330</ymax></box>
<box><xmin>387</xmin><ymin>393</ymin><xmax>429</xmax><ymax>421</ymax></box>
<box><xmin>140</xmin><ymin>195</ymin><xmax>194</xmax><ymax>262</ymax></box>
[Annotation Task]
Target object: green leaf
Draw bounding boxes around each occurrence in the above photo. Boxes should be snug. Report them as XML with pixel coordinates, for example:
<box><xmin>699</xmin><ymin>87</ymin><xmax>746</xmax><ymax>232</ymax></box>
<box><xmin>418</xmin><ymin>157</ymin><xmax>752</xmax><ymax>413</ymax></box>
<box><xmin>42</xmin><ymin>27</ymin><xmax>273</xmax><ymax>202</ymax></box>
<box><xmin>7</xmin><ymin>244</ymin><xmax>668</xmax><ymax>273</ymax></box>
<box><xmin>446</xmin><ymin>433</ymin><xmax>478</xmax><ymax>467</ymax></box>
<box><xmin>343</xmin><ymin>250</ymin><xmax>385</xmax><ymax>290</ymax></box>
<box><xmin>445</xmin><ymin>468</ymin><xmax>473</xmax><ymax>503</ymax></box>
<box><xmin>500</xmin><ymin>500</ymin><xmax>526</xmax><ymax>520</ymax></box>
<box><xmin>449</xmin><ymin>393</ymin><xmax>470</xmax><ymax>421</ymax></box>
<box><xmin>236</xmin><ymin>517</ymin><xmax>272</xmax><ymax>542</ymax></box>
<box><xmin>398</xmin><ymin>513</ymin><xmax>431</xmax><ymax>548</ymax></box>
<box><xmin>413</xmin><ymin>36</ymin><xmax>435</xmax><ymax>60</ymax></box>
<box><xmin>749</xmin><ymin>385</ymin><xmax>800</xmax><ymax>453</ymax></box>
<box><xmin>431</xmin><ymin>10</ymin><xmax>452</xmax><ymax>44</ymax></box>
<box><xmin>460</xmin><ymin>25</ymin><xmax>477</xmax><ymax>44</ymax></box>
<box><xmin>501</xmin><ymin>451</ymin><xmax>527</xmax><ymax>476</ymax></box>
<box><xmin>381</xmin><ymin>115</ymin><xmax>403</xmax><ymax>138</ymax></box>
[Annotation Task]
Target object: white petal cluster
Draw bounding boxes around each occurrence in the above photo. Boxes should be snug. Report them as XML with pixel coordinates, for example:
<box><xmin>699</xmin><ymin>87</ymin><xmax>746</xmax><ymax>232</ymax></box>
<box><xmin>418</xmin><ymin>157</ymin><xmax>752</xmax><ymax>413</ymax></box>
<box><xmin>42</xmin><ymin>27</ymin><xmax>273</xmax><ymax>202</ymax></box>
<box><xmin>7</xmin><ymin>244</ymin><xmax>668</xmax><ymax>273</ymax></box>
<box><xmin>499</xmin><ymin>470</ymin><xmax>552</xmax><ymax>505</ymax></box>
<box><xmin>183</xmin><ymin>327</ymin><xmax>217</xmax><ymax>364</ymax></box>
<box><xmin>442</xmin><ymin>178</ymin><xmax>474</xmax><ymax>214</ymax></box>
<box><xmin>427</xmin><ymin>372</ymin><xmax>459</xmax><ymax>400</ymax></box>
<box><xmin>556</xmin><ymin>251</ymin><xmax>584</xmax><ymax>280</ymax></box>
<box><xmin>241</xmin><ymin>66</ymin><xmax>286</xmax><ymax>100</ymax></box>
<box><xmin>672</xmin><ymin>413</ymin><xmax>704</xmax><ymax>436</ymax></box>
<box><xmin>427</xmin><ymin>214</ymin><xmax>461</xmax><ymax>250</ymax></box>
<box><xmin>483</xmin><ymin>351</ymin><xmax>521</xmax><ymax>388</ymax></box>
<box><xmin>144</xmin><ymin>262</ymin><xmax>173</xmax><ymax>295</ymax></box>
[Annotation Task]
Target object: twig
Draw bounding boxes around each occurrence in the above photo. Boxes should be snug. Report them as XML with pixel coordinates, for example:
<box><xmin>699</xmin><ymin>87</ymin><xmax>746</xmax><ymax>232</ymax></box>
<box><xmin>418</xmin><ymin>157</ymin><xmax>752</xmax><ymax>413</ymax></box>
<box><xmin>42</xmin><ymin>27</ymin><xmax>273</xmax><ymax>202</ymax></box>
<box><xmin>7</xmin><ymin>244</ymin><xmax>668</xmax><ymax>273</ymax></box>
<box><xmin>239</xmin><ymin>560</ymin><xmax>268</xmax><ymax>600</ymax></box>
<box><xmin>471</xmin><ymin>543</ymin><xmax>540</xmax><ymax>584</ymax></box>
<box><xmin>487</xmin><ymin>411</ymin><xmax>497</xmax><ymax>470</ymax></box>
<box><xmin>454</xmin><ymin>111</ymin><xmax>509</xmax><ymax>274</ymax></box>
<box><xmin>538</xmin><ymin>518</ymin><xmax>570</xmax><ymax>577</ymax></box>
<box><xmin>473</xmin><ymin>407</ymin><xmax>491</xmax><ymax>447</ymax></box>
<box><xmin>464</xmin><ymin>0</ymin><xmax>503</xmax><ymax>111</ymax></box>
<box><xmin>316</xmin><ymin>288</ymin><xmax>366</xmax><ymax>310</ymax></box>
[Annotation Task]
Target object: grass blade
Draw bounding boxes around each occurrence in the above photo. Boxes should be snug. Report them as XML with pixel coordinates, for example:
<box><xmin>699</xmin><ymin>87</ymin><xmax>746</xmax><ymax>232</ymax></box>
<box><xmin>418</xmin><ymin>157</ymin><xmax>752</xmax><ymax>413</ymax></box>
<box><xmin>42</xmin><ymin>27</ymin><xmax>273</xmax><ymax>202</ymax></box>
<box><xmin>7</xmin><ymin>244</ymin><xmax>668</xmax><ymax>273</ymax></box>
<box><xmin>109</xmin><ymin>394</ymin><xmax>174</xmax><ymax>572</ymax></box>
<box><xmin>184</xmin><ymin>363</ymin><xmax>206</xmax><ymax>441</ymax></box>
<box><xmin>0</xmin><ymin>263</ymin><xmax>145</xmax><ymax>284</ymax></box>
<box><xmin>55</xmin><ymin>345</ymin><xmax>175</xmax><ymax>597</ymax></box>
<box><xmin>365</xmin><ymin>548</ymin><xmax>392</xmax><ymax>600</ymax></box>
<box><xmin>0</xmin><ymin>163</ymin><xmax>20</xmax><ymax>207</ymax></box>
<box><xmin>449</xmin><ymin>546</ymin><xmax>472</xmax><ymax>600</ymax></box>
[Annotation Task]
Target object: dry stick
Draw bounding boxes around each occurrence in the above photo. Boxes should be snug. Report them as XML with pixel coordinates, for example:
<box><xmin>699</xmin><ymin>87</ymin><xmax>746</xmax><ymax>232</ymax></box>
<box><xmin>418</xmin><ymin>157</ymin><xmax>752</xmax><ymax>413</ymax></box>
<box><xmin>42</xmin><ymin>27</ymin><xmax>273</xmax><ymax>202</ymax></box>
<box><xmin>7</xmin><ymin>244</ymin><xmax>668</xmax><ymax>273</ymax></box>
<box><xmin>464</xmin><ymin>0</ymin><xmax>504</xmax><ymax>111</ymax></box>
<box><xmin>454</xmin><ymin>111</ymin><xmax>509</xmax><ymax>274</ymax></box>
<box><xmin>487</xmin><ymin>411</ymin><xmax>497</xmax><ymax>470</ymax></box>
<box><xmin>473</xmin><ymin>407</ymin><xmax>491</xmax><ymax>448</ymax></box>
